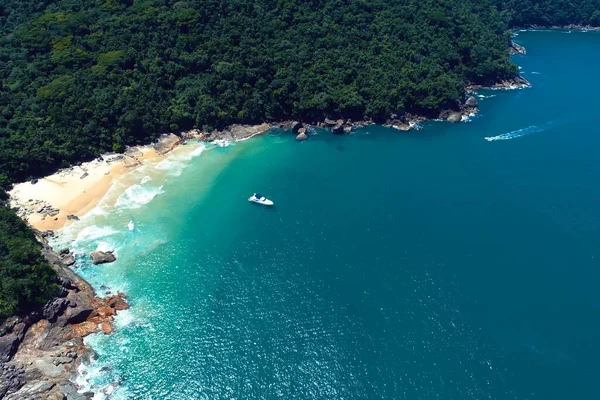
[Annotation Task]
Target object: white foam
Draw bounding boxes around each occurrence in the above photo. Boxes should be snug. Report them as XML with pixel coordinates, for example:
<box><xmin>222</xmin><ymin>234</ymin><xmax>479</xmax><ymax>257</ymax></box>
<box><xmin>115</xmin><ymin>184</ymin><xmax>163</xmax><ymax>209</ymax></box>
<box><xmin>461</xmin><ymin>113</ymin><xmax>476</xmax><ymax>122</ymax></box>
<box><xmin>112</xmin><ymin>309</ymin><xmax>140</xmax><ymax>330</ymax></box>
<box><xmin>152</xmin><ymin>143</ymin><xmax>210</xmax><ymax>178</ymax></box>
<box><xmin>74</xmin><ymin>226</ymin><xmax>119</xmax><ymax>244</ymax></box>
<box><xmin>140</xmin><ymin>175</ymin><xmax>152</xmax><ymax>184</ymax></box>
<box><xmin>485</xmin><ymin>122</ymin><xmax>553</xmax><ymax>142</ymax></box>
<box><xmin>95</xmin><ymin>241</ymin><xmax>113</xmax><ymax>253</ymax></box>
<box><xmin>409</xmin><ymin>121</ymin><xmax>423</xmax><ymax>130</ymax></box>
<box><xmin>212</xmin><ymin>139</ymin><xmax>232</xmax><ymax>147</ymax></box>
<box><xmin>190</xmin><ymin>143</ymin><xmax>208</xmax><ymax>156</ymax></box>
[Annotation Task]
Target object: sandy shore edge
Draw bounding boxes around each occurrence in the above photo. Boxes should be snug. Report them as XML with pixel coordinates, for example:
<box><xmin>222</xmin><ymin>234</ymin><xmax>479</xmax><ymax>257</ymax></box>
<box><xmin>8</xmin><ymin>133</ymin><xmax>181</xmax><ymax>231</ymax></box>
<box><xmin>8</xmin><ymin>124</ymin><xmax>272</xmax><ymax>232</ymax></box>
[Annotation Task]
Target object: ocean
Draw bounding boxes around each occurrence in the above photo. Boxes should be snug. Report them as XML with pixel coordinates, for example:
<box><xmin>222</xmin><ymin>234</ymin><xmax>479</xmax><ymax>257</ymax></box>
<box><xmin>54</xmin><ymin>30</ymin><xmax>600</xmax><ymax>400</ymax></box>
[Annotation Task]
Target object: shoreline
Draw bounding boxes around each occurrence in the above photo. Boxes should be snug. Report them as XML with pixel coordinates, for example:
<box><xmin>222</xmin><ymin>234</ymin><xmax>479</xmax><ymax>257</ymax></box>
<box><xmin>8</xmin><ymin>134</ymin><xmax>180</xmax><ymax>232</ymax></box>
<box><xmin>8</xmin><ymin>124</ymin><xmax>272</xmax><ymax>233</ymax></box>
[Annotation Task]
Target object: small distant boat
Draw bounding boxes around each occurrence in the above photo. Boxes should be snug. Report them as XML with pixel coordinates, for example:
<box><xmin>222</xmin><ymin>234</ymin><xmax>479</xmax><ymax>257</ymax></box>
<box><xmin>248</xmin><ymin>193</ymin><xmax>274</xmax><ymax>206</ymax></box>
<box><xmin>128</xmin><ymin>220</ymin><xmax>135</xmax><ymax>231</ymax></box>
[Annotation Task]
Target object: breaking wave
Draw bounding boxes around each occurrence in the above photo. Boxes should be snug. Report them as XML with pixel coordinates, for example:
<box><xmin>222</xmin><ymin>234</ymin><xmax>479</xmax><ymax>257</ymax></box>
<box><xmin>115</xmin><ymin>184</ymin><xmax>163</xmax><ymax>209</ymax></box>
<box><xmin>73</xmin><ymin>226</ymin><xmax>119</xmax><ymax>245</ymax></box>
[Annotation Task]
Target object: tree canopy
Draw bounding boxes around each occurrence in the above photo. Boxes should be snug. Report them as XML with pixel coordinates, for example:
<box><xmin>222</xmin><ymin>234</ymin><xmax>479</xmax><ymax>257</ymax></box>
<box><xmin>0</xmin><ymin>205</ymin><xmax>59</xmax><ymax>320</ymax></box>
<box><xmin>493</xmin><ymin>0</ymin><xmax>600</xmax><ymax>27</ymax></box>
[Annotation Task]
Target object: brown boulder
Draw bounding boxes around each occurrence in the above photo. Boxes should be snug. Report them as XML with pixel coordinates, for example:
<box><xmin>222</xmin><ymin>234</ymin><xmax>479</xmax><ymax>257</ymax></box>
<box><xmin>100</xmin><ymin>323</ymin><xmax>113</xmax><ymax>335</ymax></box>
<box><xmin>71</xmin><ymin>321</ymin><xmax>98</xmax><ymax>337</ymax></box>
<box><xmin>90</xmin><ymin>251</ymin><xmax>116</xmax><ymax>265</ymax></box>
<box><xmin>107</xmin><ymin>295</ymin><xmax>129</xmax><ymax>311</ymax></box>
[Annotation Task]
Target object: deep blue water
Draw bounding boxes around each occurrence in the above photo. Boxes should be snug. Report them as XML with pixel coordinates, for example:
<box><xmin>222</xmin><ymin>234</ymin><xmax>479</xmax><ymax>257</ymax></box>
<box><xmin>59</xmin><ymin>30</ymin><xmax>600</xmax><ymax>399</ymax></box>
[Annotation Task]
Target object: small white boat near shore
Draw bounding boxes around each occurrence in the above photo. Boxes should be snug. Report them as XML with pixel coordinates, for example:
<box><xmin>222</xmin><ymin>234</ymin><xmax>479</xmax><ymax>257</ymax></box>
<box><xmin>248</xmin><ymin>193</ymin><xmax>274</xmax><ymax>206</ymax></box>
<box><xmin>128</xmin><ymin>220</ymin><xmax>135</xmax><ymax>231</ymax></box>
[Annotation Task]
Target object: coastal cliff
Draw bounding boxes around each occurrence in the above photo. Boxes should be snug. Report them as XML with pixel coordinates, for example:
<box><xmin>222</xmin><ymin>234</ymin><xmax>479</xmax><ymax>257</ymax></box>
<box><xmin>0</xmin><ymin>233</ymin><xmax>128</xmax><ymax>399</ymax></box>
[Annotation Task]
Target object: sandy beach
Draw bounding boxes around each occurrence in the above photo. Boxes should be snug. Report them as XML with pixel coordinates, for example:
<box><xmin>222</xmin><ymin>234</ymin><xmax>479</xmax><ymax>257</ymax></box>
<box><xmin>9</xmin><ymin>134</ymin><xmax>181</xmax><ymax>231</ymax></box>
<box><xmin>8</xmin><ymin>124</ymin><xmax>272</xmax><ymax>232</ymax></box>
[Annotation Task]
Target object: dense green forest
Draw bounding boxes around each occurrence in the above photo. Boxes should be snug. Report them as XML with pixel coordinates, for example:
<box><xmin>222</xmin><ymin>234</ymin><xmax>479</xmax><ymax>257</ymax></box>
<box><xmin>1</xmin><ymin>0</ymin><xmax>519</xmax><ymax>184</ymax></box>
<box><xmin>0</xmin><ymin>204</ymin><xmax>58</xmax><ymax>319</ymax></box>
<box><xmin>494</xmin><ymin>0</ymin><xmax>600</xmax><ymax>27</ymax></box>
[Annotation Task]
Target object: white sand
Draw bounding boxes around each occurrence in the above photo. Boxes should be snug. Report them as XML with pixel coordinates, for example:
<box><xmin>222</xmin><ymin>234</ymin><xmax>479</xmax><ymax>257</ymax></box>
<box><xmin>9</xmin><ymin>135</ymin><xmax>181</xmax><ymax>231</ymax></box>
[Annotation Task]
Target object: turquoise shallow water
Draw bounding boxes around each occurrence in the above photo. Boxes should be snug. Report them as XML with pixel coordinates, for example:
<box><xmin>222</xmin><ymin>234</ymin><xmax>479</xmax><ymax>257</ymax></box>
<box><xmin>56</xmin><ymin>31</ymin><xmax>600</xmax><ymax>399</ymax></box>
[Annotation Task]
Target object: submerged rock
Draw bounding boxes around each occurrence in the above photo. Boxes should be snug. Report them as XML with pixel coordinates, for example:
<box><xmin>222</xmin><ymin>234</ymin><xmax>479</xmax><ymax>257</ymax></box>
<box><xmin>295</xmin><ymin>132</ymin><xmax>308</xmax><ymax>141</ymax></box>
<box><xmin>90</xmin><ymin>251</ymin><xmax>116</xmax><ymax>265</ymax></box>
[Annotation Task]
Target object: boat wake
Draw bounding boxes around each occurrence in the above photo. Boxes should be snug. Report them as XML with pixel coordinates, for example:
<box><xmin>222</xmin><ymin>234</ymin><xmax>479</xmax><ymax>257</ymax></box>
<box><xmin>485</xmin><ymin>121</ymin><xmax>557</xmax><ymax>142</ymax></box>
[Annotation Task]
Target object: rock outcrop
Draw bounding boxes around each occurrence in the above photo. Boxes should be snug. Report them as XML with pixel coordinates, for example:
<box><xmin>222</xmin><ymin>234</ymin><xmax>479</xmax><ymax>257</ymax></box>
<box><xmin>153</xmin><ymin>133</ymin><xmax>181</xmax><ymax>155</ymax></box>
<box><xmin>510</xmin><ymin>41</ymin><xmax>527</xmax><ymax>55</ymax></box>
<box><xmin>0</xmin><ymin>332</ymin><xmax>20</xmax><ymax>362</ymax></box>
<box><xmin>90</xmin><ymin>251</ymin><xmax>116</xmax><ymax>265</ymax></box>
<box><xmin>0</xmin><ymin>232</ymin><xmax>129</xmax><ymax>399</ymax></box>
<box><xmin>465</xmin><ymin>96</ymin><xmax>478</xmax><ymax>108</ymax></box>
<box><xmin>467</xmin><ymin>75</ymin><xmax>531</xmax><ymax>91</ymax></box>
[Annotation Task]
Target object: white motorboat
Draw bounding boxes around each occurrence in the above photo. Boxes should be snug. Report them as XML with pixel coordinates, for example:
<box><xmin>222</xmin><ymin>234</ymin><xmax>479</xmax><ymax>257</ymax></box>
<box><xmin>248</xmin><ymin>193</ymin><xmax>274</xmax><ymax>206</ymax></box>
<box><xmin>128</xmin><ymin>220</ymin><xmax>135</xmax><ymax>231</ymax></box>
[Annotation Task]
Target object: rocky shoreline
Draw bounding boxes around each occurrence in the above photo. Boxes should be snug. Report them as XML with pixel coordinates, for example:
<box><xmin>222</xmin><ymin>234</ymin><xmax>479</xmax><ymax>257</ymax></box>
<box><xmin>521</xmin><ymin>24</ymin><xmax>600</xmax><ymax>31</ymax></box>
<box><xmin>0</xmin><ymin>232</ymin><xmax>128</xmax><ymax>399</ymax></box>
<box><xmin>190</xmin><ymin>91</ymin><xmax>505</xmax><ymax>143</ymax></box>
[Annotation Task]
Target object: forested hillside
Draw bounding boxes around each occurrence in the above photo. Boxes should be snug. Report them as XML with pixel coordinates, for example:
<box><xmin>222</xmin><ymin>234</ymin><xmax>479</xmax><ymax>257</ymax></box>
<box><xmin>0</xmin><ymin>205</ymin><xmax>58</xmax><ymax>319</ymax></box>
<box><xmin>493</xmin><ymin>0</ymin><xmax>600</xmax><ymax>27</ymax></box>
<box><xmin>0</xmin><ymin>0</ymin><xmax>518</xmax><ymax>184</ymax></box>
